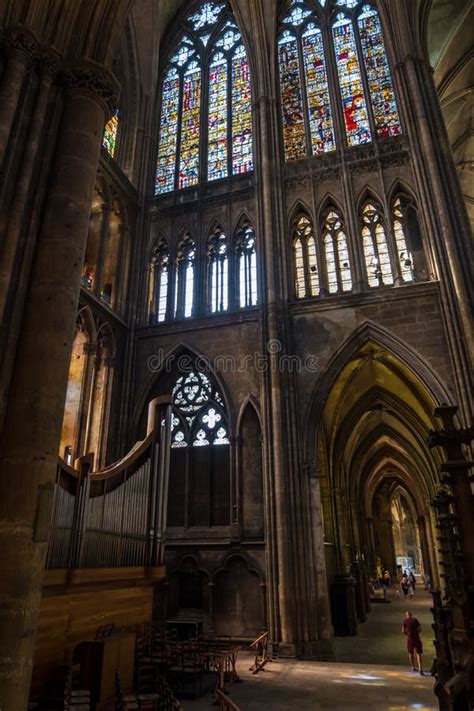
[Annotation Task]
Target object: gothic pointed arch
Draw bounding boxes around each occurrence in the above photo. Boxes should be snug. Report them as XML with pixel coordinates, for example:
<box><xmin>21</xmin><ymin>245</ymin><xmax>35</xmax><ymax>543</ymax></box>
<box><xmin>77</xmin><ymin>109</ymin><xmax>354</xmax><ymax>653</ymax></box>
<box><xmin>304</xmin><ymin>320</ymin><xmax>455</xmax><ymax>462</ymax></box>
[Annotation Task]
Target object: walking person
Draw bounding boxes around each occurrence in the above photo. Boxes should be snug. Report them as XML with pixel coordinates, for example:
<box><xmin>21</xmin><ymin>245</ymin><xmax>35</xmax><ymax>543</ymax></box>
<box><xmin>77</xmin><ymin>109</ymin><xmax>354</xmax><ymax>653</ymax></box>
<box><xmin>402</xmin><ymin>611</ymin><xmax>424</xmax><ymax>675</ymax></box>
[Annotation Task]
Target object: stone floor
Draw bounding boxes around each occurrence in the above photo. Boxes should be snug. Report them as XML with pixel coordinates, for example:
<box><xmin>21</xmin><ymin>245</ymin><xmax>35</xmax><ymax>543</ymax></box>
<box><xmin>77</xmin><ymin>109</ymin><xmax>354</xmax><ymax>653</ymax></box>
<box><xmin>183</xmin><ymin>588</ymin><xmax>437</xmax><ymax>711</ymax></box>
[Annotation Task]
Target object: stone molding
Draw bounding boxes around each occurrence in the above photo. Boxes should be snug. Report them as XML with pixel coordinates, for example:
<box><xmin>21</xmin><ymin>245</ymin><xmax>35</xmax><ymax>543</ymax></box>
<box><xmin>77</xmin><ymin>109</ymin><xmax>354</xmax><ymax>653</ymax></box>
<box><xmin>61</xmin><ymin>59</ymin><xmax>120</xmax><ymax>119</ymax></box>
<box><xmin>36</xmin><ymin>46</ymin><xmax>63</xmax><ymax>78</ymax></box>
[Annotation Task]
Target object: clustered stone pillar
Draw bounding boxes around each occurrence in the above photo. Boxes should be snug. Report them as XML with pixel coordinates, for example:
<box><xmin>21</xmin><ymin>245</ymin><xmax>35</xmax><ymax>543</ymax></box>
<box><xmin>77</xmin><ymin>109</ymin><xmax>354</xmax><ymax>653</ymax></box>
<box><xmin>0</xmin><ymin>58</ymin><xmax>118</xmax><ymax>711</ymax></box>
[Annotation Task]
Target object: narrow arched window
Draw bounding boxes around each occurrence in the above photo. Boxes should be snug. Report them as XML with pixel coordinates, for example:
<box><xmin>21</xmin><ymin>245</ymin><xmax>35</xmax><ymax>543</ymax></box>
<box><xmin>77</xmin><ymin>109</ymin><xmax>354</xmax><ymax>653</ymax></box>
<box><xmin>292</xmin><ymin>213</ymin><xmax>320</xmax><ymax>298</ymax></box>
<box><xmin>322</xmin><ymin>209</ymin><xmax>352</xmax><ymax>294</ymax></box>
<box><xmin>148</xmin><ymin>239</ymin><xmax>170</xmax><ymax>323</ymax></box>
<box><xmin>103</xmin><ymin>109</ymin><xmax>119</xmax><ymax>157</ymax></box>
<box><xmin>393</xmin><ymin>197</ymin><xmax>414</xmax><ymax>283</ymax></box>
<box><xmin>361</xmin><ymin>202</ymin><xmax>393</xmax><ymax>287</ymax></box>
<box><xmin>156</xmin><ymin>2</ymin><xmax>253</xmax><ymax>194</ymax></box>
<box><xmin>174</xmin><ymin>234</ymin><xmax>196</xmax><ymax>319</ymax></box>
<box><xmin>207</xmin><ymin>229</ymin><xmax>228</xmax><ymax>313</ymax></box>
<box><xmin>278</xmin><ymin>1</ymin><xmax>401</xmax><ymax>159</ymax></box>
<box><xmin>236</xmin><ymin>222</ymin><xmax>258</xmax><ymax>308</ymax></box>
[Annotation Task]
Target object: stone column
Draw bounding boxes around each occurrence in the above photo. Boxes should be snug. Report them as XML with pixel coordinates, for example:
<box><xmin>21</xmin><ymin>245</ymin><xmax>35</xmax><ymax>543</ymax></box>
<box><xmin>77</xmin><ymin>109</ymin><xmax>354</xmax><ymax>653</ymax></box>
<box><xmin>0</xmin><ymin>26</ymin><xmax>37</xmax><ymax>169</ymax></box>
<box><xmin>307</xmin><ymin>462</ymin><xmax>333</xmax><ymax>647</ymax></box>
<box><xmin>0</xmin><ymin>60</ymin><xmax>118</xmax><ymax>711</ymax></box>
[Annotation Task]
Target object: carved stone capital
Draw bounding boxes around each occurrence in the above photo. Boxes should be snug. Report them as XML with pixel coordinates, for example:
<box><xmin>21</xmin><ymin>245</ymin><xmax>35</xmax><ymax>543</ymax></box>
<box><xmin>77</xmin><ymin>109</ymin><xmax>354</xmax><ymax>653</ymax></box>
<box><xmin>4</xmin><ymin>25</ymin><xmax>38</xmax><ymax>64</ymax></box>
<box><xmin>36</xmin><ymin>46</ymin><xmax>63</xmax><ymax>79</ymax></box>
<box><xmin>61</xmin><ymin>59</ymin><xmax>120</xmax><ymax>119</ymax></box>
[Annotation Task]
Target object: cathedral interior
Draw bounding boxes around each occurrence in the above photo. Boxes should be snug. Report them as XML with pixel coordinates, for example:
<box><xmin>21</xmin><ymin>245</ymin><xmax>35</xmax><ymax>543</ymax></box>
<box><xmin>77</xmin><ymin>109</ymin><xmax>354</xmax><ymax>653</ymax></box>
<box><xmin>0</xmin><ymin>1</ymin><xmax>473</xmax><ymax>710</ymax></box>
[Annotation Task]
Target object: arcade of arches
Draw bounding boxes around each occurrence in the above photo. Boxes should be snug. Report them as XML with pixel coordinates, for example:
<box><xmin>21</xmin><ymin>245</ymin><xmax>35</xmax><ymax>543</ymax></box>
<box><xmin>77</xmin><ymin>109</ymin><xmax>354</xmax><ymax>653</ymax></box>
<box><xmin>0</xmin><ymin>1</ymin><xmax>472</xmax><ymax>710</ymax></box>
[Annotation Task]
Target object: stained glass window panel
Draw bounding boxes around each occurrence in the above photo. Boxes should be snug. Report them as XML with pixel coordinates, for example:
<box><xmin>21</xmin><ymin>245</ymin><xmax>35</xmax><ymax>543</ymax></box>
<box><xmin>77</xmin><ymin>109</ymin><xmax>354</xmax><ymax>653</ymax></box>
<box><xmin>294</xmin><ymin>239</ymin><xmax>305</xmax><ymax>298</ymax></box>
<box><xmin>302</xmin><ymin>24</ymin><xmax>335</xmax><ymax>155</ymax></box>
<box><xmin>375</xmin><ymin>223</ymin><xmax>394</xmax><ymax>284</ymax></box>
<box><xmin>179</xmin><ymin>62</ymin><xmax>201</xmax><ymax>189</ymax></box>
<box><xmin>208</xmin><ymin>53</ymin><xmax>228</xmax><ymax>181</ymax></box>
<box><xmin>358</xmin><ymin>6</ymin><xmax>401</xmax><ymax>138</ymax></box>
<box><xmin>332</xmin><ymin>15</ymin><xmax>371</xmax><ymax>146</ymax></box>
<box><xmin>232</xmin><ymin>45</ymin><xmax>253</xmax><ymax>174</ymax></box>
<box><xmin>337</xmin><ymin>232</ymin><xmax>352</xmax><ymax>292</ymax></box>
<box><xmin>184</xmin><ymin>261</ymin><xmax>194</xmax><ymax>317</ymax></box>
<box><xmin>307</xmin><ymin>236</ymin><xmax>320</xmax><ymax>295</ymax></box>
<box><xmin>363</xmin><ymin>226</ymin><xmax>379</xmax><ymax>288</ymax></box>
<box><xmin>158</xmin><ymin>269</ymin><xmax>168</xmax><ymax>321</ymax></box>
<box><xmin>103</xmin><ymin>110</ymin><xmax>118</xmax><ymax>157</ymax></box>
<box><xmin>156</xmin><ymin>68</ymin><xmax>180</xmax><ymax>194</ymax></box>
<box><xmin>324</xmin><ymin>235</ymin><xmax>338</xmax><ymax>294</ymax></box>
<box><xmin>278</xmin><ymin>31</ymin><xmax>306</xmax><ymax>161</ymax></box>
<box><xmin>394</xmin><ymin>199</ymin><xmax>413</xmax><ymax>282</ymax></box>
<box><xmin>238</xmin><ymin>225</ymin><xmax>257</xmax><ymax>307</ymax></box>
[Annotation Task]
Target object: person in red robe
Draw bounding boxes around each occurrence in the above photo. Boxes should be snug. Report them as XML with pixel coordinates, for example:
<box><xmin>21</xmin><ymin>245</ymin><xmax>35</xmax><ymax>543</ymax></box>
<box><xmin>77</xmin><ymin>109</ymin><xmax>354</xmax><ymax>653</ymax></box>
<box><xmin>402</xmin><ymin>611</ymin><xmax>424</xmax><ymax>675</ymax></box>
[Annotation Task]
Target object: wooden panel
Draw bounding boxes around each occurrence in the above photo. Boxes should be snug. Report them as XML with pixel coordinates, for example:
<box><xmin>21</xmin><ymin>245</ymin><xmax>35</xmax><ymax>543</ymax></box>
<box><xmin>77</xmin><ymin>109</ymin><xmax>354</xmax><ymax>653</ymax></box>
<box><xmin>31</xmin><ymin>584</ymin><xmax>153</xmax><ymax>698</ymax></box>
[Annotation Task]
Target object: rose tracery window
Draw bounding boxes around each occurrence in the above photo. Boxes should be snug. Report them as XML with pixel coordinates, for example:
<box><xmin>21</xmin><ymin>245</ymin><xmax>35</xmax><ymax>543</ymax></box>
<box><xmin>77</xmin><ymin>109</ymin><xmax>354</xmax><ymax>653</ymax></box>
<box><xmin>278</xmin><ymin>1</ymin><xmax>401</xmax><ymax>161</ymax></box>
<box><xmin>155</xmin><ymin>1</ymin><xmax>253</xmax><ymax>194</ymax></box>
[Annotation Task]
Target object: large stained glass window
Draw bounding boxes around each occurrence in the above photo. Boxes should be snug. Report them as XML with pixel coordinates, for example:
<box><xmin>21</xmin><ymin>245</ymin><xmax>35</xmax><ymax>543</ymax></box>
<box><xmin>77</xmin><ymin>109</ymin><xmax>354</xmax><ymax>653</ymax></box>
<box><xmin>358</xmin><ymin>6</ymin><xmax>401</xmax><ymax>138</ymax></box>
<box><xmin>278</xmin><ymin>1</ymin><xmax>401</xmax><ymax>160</ymax></box>
<box><xmin>103</xmin><ymin>110</ymin><xmax>119</xmax><ymax>157</ymax></box>
<box><xmin>332</xmin><ymin>13</ymin><xmax>371</xmax><ymax>146</ymax></box>
<box><xmin>156</xmin><ymin>2</ymin><xmax>253</xmax><ymax>194</ymax></box>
